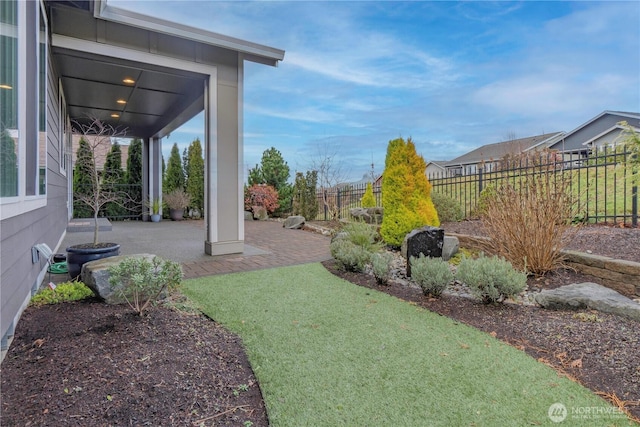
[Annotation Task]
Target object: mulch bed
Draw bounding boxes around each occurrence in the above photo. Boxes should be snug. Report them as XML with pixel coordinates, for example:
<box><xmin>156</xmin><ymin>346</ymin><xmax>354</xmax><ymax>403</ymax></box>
<box><xmin>2</xmin><ymin>222</ymin><xmax>639</xmax><ymax>425</ymax></box>
<box><xmin>0</xmin><ymin>299</ymin><xmax>268</xmax><ymax>427</ymax></box>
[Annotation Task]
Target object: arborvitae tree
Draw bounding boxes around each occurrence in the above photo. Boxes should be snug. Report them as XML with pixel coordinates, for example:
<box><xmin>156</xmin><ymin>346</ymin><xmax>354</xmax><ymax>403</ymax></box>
<box><xmin>103</xmin><ymin>141</ymin><xmax>126</xmax><ymax>218</ymax></box>
<box><xmin>0</xmin><ymin>128</ymin><xmax>18</xmax><ymax>197</ymax></box>
<box><xmin>249</xmin><ymin>147</ymin><xmax>292</xmax><ymax>216</ymax></box>
<box><xmin>73</xmin><ymin>137</ymin><xmax>94</xmax><ymax>218</ymax></box>
<box><xmin>126</xmin><ymin>138</ymin><xmax>143</xmax><ymax>218</ymax></box>
<box><xmin>361</xmin><ymin>182</ymin><xmax>376</xmax><ymax>208</ymax></box>
<box><xmin>185</xmin><ymin>138</ymin><xmax>204</xmax><ymax>212</ymax></box>
<box><xmin>164</xmin><ymin>143</ymin><xmax>184</xmax><ymax>193</ymax></box>
<box><xmin>380</xmin><ymin>137</ymin><xmax>439</xmax><ymax>247</ymax></box>
<box><xmin>292</xmin><ymin>170</ymin><xmax>319</xmax><ymax>220</ymax></box>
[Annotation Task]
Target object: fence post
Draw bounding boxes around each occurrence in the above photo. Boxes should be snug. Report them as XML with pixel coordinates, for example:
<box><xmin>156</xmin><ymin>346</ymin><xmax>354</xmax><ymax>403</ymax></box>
<box><xmin>633</xmin><ymin>184</ymin><xmax>638</xmax><ymax>228</ymax></box>
<box><xmin>323</xmin><ymin>189</ymin><xmax>328</xmax><ymax>221</ymax></box>
<box><xmin>478</xmin><ymin>167</ymin><xmax>484</xmax><ymax>194</ymax></box>
<box><xmin>337</xmin><ymin>189</ymin><xmax>341</xmax><ymax>219</ymax></box>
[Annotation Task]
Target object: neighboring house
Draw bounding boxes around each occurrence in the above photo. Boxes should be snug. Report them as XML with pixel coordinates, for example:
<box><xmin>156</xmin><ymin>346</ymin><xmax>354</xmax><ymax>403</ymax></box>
<box><xmin>543</xmin><ymin>111</ymin><xmax>640</xmax><ymax>160</ymax></box>
<box><xmin>0</xmin><ymin>0</ymin><xmax>283</xmax><ymax>358</ymax></box>
<box><xmin>443</xmin><ymin>132</ymin><xmax>564</xmax><ymax>176</ymax></box>
<box><xmin>425</xmin><ymin>161</ymin><xmax>447</xmax><ymax>178</ymax></box>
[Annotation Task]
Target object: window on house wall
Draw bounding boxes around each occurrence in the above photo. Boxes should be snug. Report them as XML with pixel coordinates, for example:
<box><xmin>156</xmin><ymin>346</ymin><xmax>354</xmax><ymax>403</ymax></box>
<box><xmin>0</xmin><ymin>0</ymin><xmax>19</xmax><ymax>198</ymax></box>
<box><xmin>0</xmin><ymin>0</ymin><xmax>48</xmax><ymax>219</ymax></box>
<box><xmin>38</xmin><ymin>2</ymin><xmax>46</xmax><ymax>195</ymax></box>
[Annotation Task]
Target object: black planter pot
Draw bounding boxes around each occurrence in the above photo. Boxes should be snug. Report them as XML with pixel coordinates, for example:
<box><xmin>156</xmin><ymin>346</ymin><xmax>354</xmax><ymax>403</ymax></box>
<box><xmin>169</xmin><ymin>208</ymin><xmax>184</xmax><ymax>221</ymax></box>
<box><xmin>66</xmin><ymin>243</ymin><xmax>120</xmax><ymax>280</ymax></box>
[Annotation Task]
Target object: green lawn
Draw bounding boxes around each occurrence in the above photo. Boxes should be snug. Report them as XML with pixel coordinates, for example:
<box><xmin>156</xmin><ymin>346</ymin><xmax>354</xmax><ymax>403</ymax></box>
<box><xmin>183</xmin><ymin>264</ymin><xmax>630</xmax><ymax>426</ymax></box>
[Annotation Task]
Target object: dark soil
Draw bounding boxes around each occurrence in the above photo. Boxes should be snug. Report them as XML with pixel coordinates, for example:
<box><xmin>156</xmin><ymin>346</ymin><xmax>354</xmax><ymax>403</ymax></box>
<box><xmin>2</xmin><ymin>222</ymin><xmax>639</xmax><ymax>425</ymax></box>
<box><xmin>0</xmin><ymin>299</ymin><xmax>268</xmax><ymax>427</ymax></box>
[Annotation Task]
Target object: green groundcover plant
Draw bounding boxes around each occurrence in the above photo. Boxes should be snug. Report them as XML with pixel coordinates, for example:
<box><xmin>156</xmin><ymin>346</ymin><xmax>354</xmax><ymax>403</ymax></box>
<box><xmin>30</xmin><ymin>281</ymin><xmax>93</xmax><ymax>306</ymax></box>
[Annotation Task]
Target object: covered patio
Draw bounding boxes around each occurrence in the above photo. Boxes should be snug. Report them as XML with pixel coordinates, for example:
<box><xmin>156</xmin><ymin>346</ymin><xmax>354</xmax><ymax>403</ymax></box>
<box><xmin>56</xmin><ymin>219</ymin><xmax>331</xmax><ymax>281</ymax></box>
<box><xmin>50</xmin><ymin>0</ymin><xmax>284</xmax><ymax>256</ymax></box>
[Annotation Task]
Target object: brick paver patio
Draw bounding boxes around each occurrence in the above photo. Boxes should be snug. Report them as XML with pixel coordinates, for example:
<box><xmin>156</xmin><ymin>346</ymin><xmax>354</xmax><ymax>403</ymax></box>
<box><xmin>182</xmin><ymin>220</ymin><xmax>332</xmax><ymax>278</ymax></box>
<box><xmin>57</xmin><ymin>218</ymin><xmax>332</xmax><ymax>281</ymax></box>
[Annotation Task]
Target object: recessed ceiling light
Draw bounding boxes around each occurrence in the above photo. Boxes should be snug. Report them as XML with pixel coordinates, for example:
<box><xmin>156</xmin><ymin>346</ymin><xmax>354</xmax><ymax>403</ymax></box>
<box><xmin>122</xmin><ymin>78</ymin><xmax>135</xmax><ymax>84</ymax></box>
<box><xmin>0</xmin><ymin>84</ymin><xmax>12</xmax><ymax>89</ymax></box>
<box><xmin>116</xmin><ymin>99</ymin><xmax>127</xmax><ymax>104</ymax></box>
<box><xmin>111</xmin><ymin>113</ymin><xmax>120</xmax><ymax>118</ymax></box>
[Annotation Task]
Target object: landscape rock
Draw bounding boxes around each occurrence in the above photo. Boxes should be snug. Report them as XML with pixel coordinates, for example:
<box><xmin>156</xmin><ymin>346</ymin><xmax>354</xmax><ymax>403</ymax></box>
<box><xmin>535</xmin><ymin>282</ymin><xmax>640</xmax><ymax>321</ymax></box>
<box><xmin>349</xmin><ymin>207</ymin><xmax>383</xmax><ymax>224</ymax></box>
<box><xmin>244</xmin><ymin>211</ymin><xmax>254</xmax><ymax>221</ymax></box>
<box><xmin>283</xmin><ymin>215</ymin><xmax>306</xmax><ymax>229</ymax></box>
<box><xmin>81</xmin><ymin>254</ymin><xmax>157</xmax><ymax>304</ymax></box>
<box><xmin>401</xmin><ymin>226</ymin><xmax>444</xmax><ymax>276</ymax></box>
<box><xmin>252</xmin><ymin>206</ymin><xmax>268</xmax><ymax>221</ymax></box>
<box><xmin>442</xmin><ymin>235</ymin><xmax>459</xmax><ymax>261</ymax></box>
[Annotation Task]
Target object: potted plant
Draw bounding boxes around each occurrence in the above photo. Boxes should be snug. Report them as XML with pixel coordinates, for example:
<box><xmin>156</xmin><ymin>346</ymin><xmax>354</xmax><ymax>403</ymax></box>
<box><xmin>164</xmin><ymin>188</ymin><xmax>191</xmax><ymax>221</ymax></box>
<box><xmin>66</xmin><ymin>117</ymin><xmax>127</xmax><ymax>279</ymax></box>
<box><xmin>147</xmin><ymin>197</ymin><xmax>162</xmax><ymax>222</ymax></box>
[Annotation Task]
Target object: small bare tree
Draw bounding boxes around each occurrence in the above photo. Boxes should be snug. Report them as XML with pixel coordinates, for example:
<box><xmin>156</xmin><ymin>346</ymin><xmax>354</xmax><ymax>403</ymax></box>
<box><xmin>73</xmin><ymin>117</ymin><xmax>128</xmax><ymax>245</ymax></box>
<box><xmin>310</xmin><ymin>141</ymin><xmax>350</xmax><ymax>220</ymax></box>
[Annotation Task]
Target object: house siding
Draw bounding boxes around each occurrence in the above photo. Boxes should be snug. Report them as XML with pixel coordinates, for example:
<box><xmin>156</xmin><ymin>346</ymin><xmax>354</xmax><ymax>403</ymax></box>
<box><xmin>1</xmin><ymin>39</ymin><xmax>68</xmax><ymax>350</ymax></box>
<box><xmin>551</xmin><ymin>113</ymin><xmax>636</xmax><ymax>152</ymax></box>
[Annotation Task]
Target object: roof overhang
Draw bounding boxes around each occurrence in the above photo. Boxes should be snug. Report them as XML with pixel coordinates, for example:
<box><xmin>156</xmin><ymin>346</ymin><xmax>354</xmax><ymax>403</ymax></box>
<box><xmin>95</xmin><ymin>0</ymin><xmax>284</xmax><ymax>67</ymax></box>
<box><xmin>47</xmin><ymin>0</ymin><xmax>284</xmax><ymax>139</ymax></box>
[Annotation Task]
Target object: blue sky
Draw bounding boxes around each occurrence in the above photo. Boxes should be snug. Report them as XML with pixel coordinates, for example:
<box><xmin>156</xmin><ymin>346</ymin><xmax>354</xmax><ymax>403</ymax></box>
<box><xmin>111</xmin><ymin>1</ymin><xmax>639</xmax><ymax>183</ymax></box>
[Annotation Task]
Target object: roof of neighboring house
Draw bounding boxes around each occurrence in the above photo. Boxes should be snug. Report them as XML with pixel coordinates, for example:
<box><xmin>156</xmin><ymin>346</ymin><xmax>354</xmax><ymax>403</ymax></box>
<box><xmin>426</xmin><ymin>161</ymin><xmax>448</xmax><ymax>169</ymax></box>
<box><xmin>548</xmin><ymin>111</ymin><xmax>640</xmax><ymax>152</ymax></box>
<box><xmin>446</xmin><ymin>132</ymin><xmax>564</xmax><ymax>167</ymax></box>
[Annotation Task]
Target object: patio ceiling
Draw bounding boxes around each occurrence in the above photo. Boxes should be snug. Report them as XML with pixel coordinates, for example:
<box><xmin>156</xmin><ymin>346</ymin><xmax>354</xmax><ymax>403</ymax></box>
<box><xmin>52</xmin><ymin>47</ymin><xmax>205</xmax><ymax>139</ymax></box>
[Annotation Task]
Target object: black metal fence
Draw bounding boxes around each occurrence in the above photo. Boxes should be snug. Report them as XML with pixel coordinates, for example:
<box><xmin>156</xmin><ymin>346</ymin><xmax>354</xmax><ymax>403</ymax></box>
<box><xmin>315</xmin><ymin>183</ymin><xmax>381</xmax><ymax>221</ymax></box>
<box><xmin>314</xmin><ymin>147</ymin><xmax>638</xmax><ymax>227</ymax></box>
<box><xmin>429</xmin><ymin>147</ymin><xmax>637</xmax><ymax>227</ymax></box>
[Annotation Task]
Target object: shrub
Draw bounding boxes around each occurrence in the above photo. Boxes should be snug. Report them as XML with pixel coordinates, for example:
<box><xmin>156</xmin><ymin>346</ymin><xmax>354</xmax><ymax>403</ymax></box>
<box><xmin>292</xmin><ymin>170</ymin><xmax>319</xmax><ymax>220</ymax></box>
<box><xmin>244</xmin><ymin>184</ymin><xmax>279</xmax><ymax>214</ymax></box>
<box><xmin>381</xmin><ymin>137</ymin><xmax>439</xmax><ymax>247</ymax></box>
<box><xmin>455</xmin><ymin>254</ymin><xmax>527</xmax><ymax>303</ymax></box>
<box><xmin>340</xmin><ymin>221</ymin><xmax>382</xmax><ymax>252</ymax></box>
<box><xmin>431</xmin><ymin>192</ymin><xmax>464</xmax><ymax>222</ymax></box>
<box><xmin>371</xmin><ymin>252</ymin><xmax>393</xmax><ymax>285</ymax></box>
<box><xmin>474</xmin><ymin>185</ymin><xmax>497</xmax><ymax>217</ymax></box>
<box><xmin>361</xmin><ymin>182</ymin><xmax>376</xmax><ymax>208</ymax></box>
<box><xmin>30</xmin><ymin>281</ymin><xmax>93</xmax><ymax>306</ymax></box>
<box><xmin>410</xmin><ymin>254</ymin><xmax>454</xmax><ymax>297</ymax></box>
<box><xmin>479</xmin><ymin>174</ymin><xmax>577</xmax><ymax>275</ymax></box>
<box><xmin>330</xmin><ymin>239</ymin><xmax>371</xmax><ymax>272</ymax></box>
<box><xmin>108</xmin><ymin>256</ymin><xmax>183</xmax><ymax>315</ymax></box>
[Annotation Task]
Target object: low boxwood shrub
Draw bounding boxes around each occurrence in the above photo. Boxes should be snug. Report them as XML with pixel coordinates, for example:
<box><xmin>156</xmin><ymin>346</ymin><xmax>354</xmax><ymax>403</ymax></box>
<box><xmin>30</xmin><ymin>281</ymin><xmax>94</xmax><ymax>306</ymax></box>
<box><xmin>330</xmin><ymin>239</ymin><xmax>371</xmax><ymax>273</ymax></box>
<box><xmin>431</xmin><ymin>192</ymin><xmax>464</xmax><ymax>223</ymax></box>
<box><xmin>371</xmin><ymin>252</ymin><xmax>393</xmax><ymax>285</ymax></box>
<box><xmin>456</xmin><ymin>254</ymin><xmax>527</xmax><ymax>303</ymax></box>
<box><xmin>410</xmin><ymin>254</ymin><xmax>454</xmax><ymax>297</ymax></box>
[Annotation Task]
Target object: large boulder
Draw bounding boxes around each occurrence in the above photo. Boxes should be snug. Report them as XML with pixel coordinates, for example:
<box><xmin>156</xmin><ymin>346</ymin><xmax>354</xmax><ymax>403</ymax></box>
<box><xmin>81</xmin><ymin>254</ymin><xmax>156</xmax><ymax>304</ymax></box>
<box><xmin>252</xmin><ymin>206</ymin><xmax>268</xmax><ymax>221</ymax></box>
<box><xmin>349</xmin><ymin>207</ymin><xmax>383</xmax><ymax>224</ymax></box>
<box><xmin>283</xmin><ymin>215</ymin><xmax>305</xmax><ymax>229</ymax></box>
<box><xmin>535</xmin><ymin>282</ymin><xmax>640</xmax><ymax>321</ymax></box>
<box><xmin>401</xmin><ymin>226</ymin><xmax>444</xmax><ymax>276</ymax></box>
<box><xmin>244</xmin><ymin>211</ymin><xmax>254</xmax><ymax>221</ymax></box>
